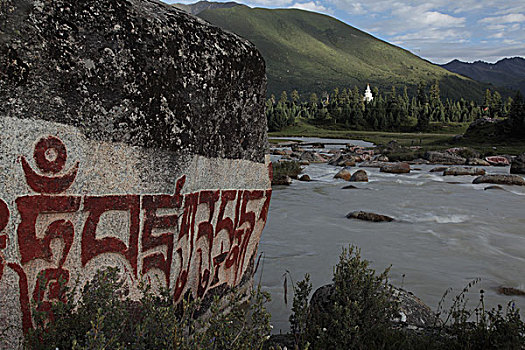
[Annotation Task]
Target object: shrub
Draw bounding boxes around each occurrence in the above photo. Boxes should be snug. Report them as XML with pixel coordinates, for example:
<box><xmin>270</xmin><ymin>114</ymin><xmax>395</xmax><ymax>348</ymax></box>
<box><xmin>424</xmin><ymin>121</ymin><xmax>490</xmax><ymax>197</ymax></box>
<box><xmin>24</xmin><ymin>268</ymin><xmax>272</xmax><ymax>350</ymax></box>
<box><xmin>291</xmin><ymin>245</ymin><xmax>399</xmax><ymax>350</ymax></box>
<box><xmin>288</xmin><ymin>246</ymin><xmax>525</xmax><ymax>350</ymax></box>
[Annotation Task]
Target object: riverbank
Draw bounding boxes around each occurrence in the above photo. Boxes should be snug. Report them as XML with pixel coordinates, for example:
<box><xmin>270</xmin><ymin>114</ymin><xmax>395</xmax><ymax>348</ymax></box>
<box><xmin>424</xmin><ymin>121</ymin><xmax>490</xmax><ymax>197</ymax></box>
<box><xmin>269</xmin><ymin>120</ymin><xmax>525</xmax><ymax>155</ymax></box>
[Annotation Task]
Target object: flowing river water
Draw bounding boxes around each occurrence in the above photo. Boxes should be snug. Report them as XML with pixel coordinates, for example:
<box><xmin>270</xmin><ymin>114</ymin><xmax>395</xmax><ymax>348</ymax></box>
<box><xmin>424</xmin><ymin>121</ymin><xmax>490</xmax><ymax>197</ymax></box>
<box><xmin>257</xmin><ymin>138</ymin><xmax>525</xmax><ymax>333</ymax></box>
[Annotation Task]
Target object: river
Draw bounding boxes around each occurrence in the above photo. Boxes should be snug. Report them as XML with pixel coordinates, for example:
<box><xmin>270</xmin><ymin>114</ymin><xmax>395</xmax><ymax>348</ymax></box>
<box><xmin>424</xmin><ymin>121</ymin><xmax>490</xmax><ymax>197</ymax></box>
<box><xmin>257</xmin><ymin>139</ymin><xmax>525</xmax><ymax>333</ymax></box>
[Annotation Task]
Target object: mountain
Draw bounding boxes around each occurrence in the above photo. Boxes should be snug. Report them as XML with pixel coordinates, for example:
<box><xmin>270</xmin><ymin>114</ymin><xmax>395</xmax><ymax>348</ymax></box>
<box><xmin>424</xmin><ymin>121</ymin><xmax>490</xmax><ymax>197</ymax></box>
<box><xmin>172</xmin><ymin>1</ymin><xmax>240</xmax><ymax>16</ymax></box>
<box><xmin>441</xmin><ymin>57</ymin><xmax>525</xmax><ymax>95</ymax></box>
<box><xmin>175</xmin><ymin>2</ymin><xmax>497</xmax><ymax>102</ymax></box>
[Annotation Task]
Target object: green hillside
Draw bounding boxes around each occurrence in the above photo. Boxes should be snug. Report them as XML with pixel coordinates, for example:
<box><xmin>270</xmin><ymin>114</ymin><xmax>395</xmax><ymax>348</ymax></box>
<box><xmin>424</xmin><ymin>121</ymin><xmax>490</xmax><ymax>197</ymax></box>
<box><xmin>196</xmin><ymin>6</ymin><xmax>490</xmax><ymax>101</ymax></box>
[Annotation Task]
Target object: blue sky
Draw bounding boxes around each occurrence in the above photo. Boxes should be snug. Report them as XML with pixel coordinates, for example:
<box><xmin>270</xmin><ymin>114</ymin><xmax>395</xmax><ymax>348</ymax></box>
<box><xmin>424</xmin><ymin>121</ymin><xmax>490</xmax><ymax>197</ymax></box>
<box><xmin>164</xmin><ymin>0</ymin><xmax>525</xmax><ymax>64</ymax></box>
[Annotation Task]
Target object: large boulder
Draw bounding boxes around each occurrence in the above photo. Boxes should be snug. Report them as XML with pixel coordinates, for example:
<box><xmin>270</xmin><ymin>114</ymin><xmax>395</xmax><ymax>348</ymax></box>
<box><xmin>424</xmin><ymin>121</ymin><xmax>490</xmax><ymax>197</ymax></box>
<box><xmin>350</xmin><ymin>169</ymin><xmax>368</xmax><ymax>182</ymax></box>
<box><xmin>310</xmin><ymin>284</ymin><xmax>438</xmax><ymax>330</ymax></box>
<box><xmin>360</xmin><ymin>161</ymin><xmax>389</xmax><ymax>168</ymax></box>
<box><xmin>443</xmin><ymin>167</ymin><xmax>486</xmax><ymax>176</ymax></box>
<box><xmin>424</xmin><ymin>151</ymin><xmax>466</xmax><ymax>165</ymax></box>
<box><xmin>328</xmin><ymin>153</ymin><xmax>357</xmax><ymax>167</ymax></box>
<box><xmin>300</xmin><ymin>151</ymin><xmax>327</xmax><ymax>163</ymax></box>
<box><xmin>466</xmin><ymin>158</ymin><xmax>490</xmax><ymax>166</ymax></box>
<box><xmin>473</xmin><ymin>175</ymin><xmax>525</xmax><ymax>186</ymax></box>
<box><xmin>334</xmin><ymin>168</ymin><xmax>352</xmax><ymax>181</ymax></box>
<box><xmin>380</xmin><ymin>162</ymin><xmax>411</xmax><ymax>174</ymax></box>
<box><xmin>485</xmin><ymin>156</ymin><xmax>510</xmax><ymax>166</ymax></box>
<box><xmin>346</xmin><ymin>211</ymin><xmax>395</xmax><ymax>222</ymax></box>
<box><xmin>429</xmin><ymin>167</ymin><xmax>448</xmax><ymax>173</ymax></box>
<box><xmin>0</xmin><ymin>0</ymin><xmax>271</xmax><ymax>345</ymax></box>
<box><xmin>510</xmin><ymin>153</ymin><xmax>525</xmax><ymax>174</ymax></box>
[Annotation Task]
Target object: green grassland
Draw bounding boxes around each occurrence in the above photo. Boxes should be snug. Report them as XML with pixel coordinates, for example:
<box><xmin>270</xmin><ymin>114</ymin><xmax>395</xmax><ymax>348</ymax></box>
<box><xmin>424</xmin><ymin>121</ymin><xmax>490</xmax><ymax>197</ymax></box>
<box><xmin>198</xmin><ymin>6</ymin><xmax>494</xmax><ymax>101</ymax></box>
<box><xmin>269</xmin><ymin>119</ymin><xmax>525</xmax><ymax>155</ymax></box>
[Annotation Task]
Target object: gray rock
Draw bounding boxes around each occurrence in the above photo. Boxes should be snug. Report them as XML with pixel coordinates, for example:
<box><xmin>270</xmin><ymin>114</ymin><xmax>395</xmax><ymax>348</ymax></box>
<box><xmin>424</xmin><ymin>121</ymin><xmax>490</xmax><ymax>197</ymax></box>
<box><xmin>273</xmin><ymin>175</ymin><xmax>292</xmax><ymax>186</ymax></box>
<box><xmin>0</xmin><ymin>0</ymin><xmax>267</xmax><ymax>163</ymax></box>
<box><xmin>372</xmin><ymin>154</ymin><xmax>389</xmax><ymax>162</ymax></box>
<box><xmin>342</xmin><ymin>185</ymin><xmax>359</xmax><ymax>189</ymax></box>
<box><xmin>359</xmin><ymin>161</ymin><xmax>388</xmax><ymax>168</ymax></box>
<box><xmin>443</xmin><ymin>167</ymin><xmax>486</xmax><ymax>176</ymax></box>
<box><xmin>334</xmin><ymin>168</ymin><xmax>352</xmax><ymax>181</ymax></box>
<box><xmin>298</xmin><ymin>174</ymin><xmax>311</xmax><ymax>182</ymax></box>
<box><xmin>430</xmin><ymin>167</ymin><xmax>448</xmax><ymax>173</ymax></box>
<box><xmin>473</xmin><ymin>175</ymin><xmax>525</xmax><ymax>186</ymax></box>
<box><xmin>467</xmin><ymin>158</ymin><xmax>490</xmax><ymax>166</ymax></box>
<box><xmin>310</xmin><ymin>284</ymin><xmax>438</xmax><ymax>330</ymax></box>
<box><xmin>346</xmin><ymin>211</ymin><xmax>395</xmax><ymax>222</ymax></box>
<box><xmin>424</xmin><ymin>151</ymin><xmax>466</xmax><ymax>165</ymax></box>
<box><xmin>380</xmin><ymin>162</ymin><xmax>411</xmax><ymax>174</ymax></box>
<box><xmin>0</xmin><ymin>0</ymin><xmax>271</xmax><ymax>346</ymax></box>
<box><xmin>300</xmin><ymin>151</ymin><xmax>326</xmax><ymax>163</ymax></box>
<box><xmin>484</xmin><ymin>186</ymin><xmax>506</xmax><ymax>191</ymax></box>
<box><xmin>485</xmin><ymin>156</ymin><xmax>511</xmax><ymax>166</ymax></box>
<box><xmin>350</xmin><ymin>169</ymin><xmax>368</xmax><ymax>182</ymax></box>
<box><xmin>510</xmin><ymin>153</ymin><xmax>525</xmax><ymax>174</ymax></box>
<box><xmin>328</xmin><ymin>153</ymin><xmax>356</xmax><ymax>167</ymax></box>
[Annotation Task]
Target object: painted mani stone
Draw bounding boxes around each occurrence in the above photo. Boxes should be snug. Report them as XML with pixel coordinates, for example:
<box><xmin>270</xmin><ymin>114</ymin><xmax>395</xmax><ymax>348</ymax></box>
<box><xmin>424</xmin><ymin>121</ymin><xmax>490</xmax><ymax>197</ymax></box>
<box><xmin>0</xmin><ymin>0</ymin><xmax>270</xmax><ymax>345</ymax></box>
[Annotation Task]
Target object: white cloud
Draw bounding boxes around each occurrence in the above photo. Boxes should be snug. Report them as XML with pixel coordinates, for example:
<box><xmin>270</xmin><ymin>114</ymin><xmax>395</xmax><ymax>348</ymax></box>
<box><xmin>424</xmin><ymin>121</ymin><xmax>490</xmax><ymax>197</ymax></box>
<box><xmin>290</xmin><ymin>1</ymin><xmax>333</xmax><ymax>14</ymax></box>
<box><xmin>415</xmin><ymin>11</ymin><xmax>465</xmax><ymax>27</ymax></box>
<box><xmin>479</xmin><ymin>13</ymin><xmax>525</xmax><ymax>24</ymax></box>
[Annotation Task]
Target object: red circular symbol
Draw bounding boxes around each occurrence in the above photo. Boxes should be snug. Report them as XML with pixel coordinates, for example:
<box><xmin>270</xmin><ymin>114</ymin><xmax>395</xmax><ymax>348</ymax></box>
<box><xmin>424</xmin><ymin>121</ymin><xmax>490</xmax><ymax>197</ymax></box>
<box><xmin>33</xmin><ymin>136</ymin><xmax>67</xmax><ymax>174</ymax></box>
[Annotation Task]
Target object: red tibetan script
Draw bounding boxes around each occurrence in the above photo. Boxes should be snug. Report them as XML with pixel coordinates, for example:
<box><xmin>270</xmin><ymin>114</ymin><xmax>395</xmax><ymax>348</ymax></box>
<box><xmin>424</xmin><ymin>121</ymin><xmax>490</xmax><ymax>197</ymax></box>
<box><xmin>0</xmin><ymin>135</ymin><xmax>272</xmax><ymax>333</ymax></box>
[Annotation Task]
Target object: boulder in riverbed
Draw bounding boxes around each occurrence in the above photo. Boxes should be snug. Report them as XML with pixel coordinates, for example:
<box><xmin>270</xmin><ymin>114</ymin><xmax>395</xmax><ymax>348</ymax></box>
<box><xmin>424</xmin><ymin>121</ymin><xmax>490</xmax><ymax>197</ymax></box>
<box><xmin>467</xmin><ymin>158</ymin><xmax>490</xmax><ymax>166</ymax></box>
<box><xmin>334</xmin><ymin>168</ymin><xmax>352</xmax><ymax>181</ymax></box>
<box><xmin>310</xmin><ymin>284</ymin><xmax>437</xmax><ymax>330</ymax></box>
<box><xmin>380</xmin><ymin>162</ymin><xmax>410</xmax><ymax>174</ymax></box>
<box><xmin>485</xmin><ymin>156</ymin><xmax>510</xmax><ymax>166</ymax></box>
<box><xmin>484</xmin><ymin>186</ymin><xmax>505</xmax><ymax>191</ymax></box>
<box><xmin>473</xmin><ymin>175</ymin><xmax>525</xmax><ymax>186</ymax></box>
<box><xmin>346</xmin><ymin>211</ymin><xmax>395</xmax><ymax>222</ymax></box>
<box><xmin>443</xmin><ymin>167</ymin><xmax>486</xmax><ymax>176</ymax></box>
<box><xmin>497</xmin><ymin>286</ymin><xmax>525</xmax><ymax>296</ymax></box>
<box><xmin>359</xmin><ymin>161</ymin><xmax>388</xmax><ymax>168</ymax></box>
<box><xmin>430</xmin><ymin>167</ymin><xmax>448</xmax><ymax>173</ymax></box>
<box><xmin>299</xmin><ymin>174</ymin><xmax>311</xmax><ymax>182</ymax></box>
<box><xmin>300</xmin><ymin>151</ymin><xmax>327</xmax><ymax>163</ymax></box>
<box><xmin>424</xmin><ymin>151</ymin><xmax>466</xmax><ymax>165</ymax></box>
<box><xmin>329</xmin><ymin>153</ymin><xmax>356</xmax><ymax>167</ymax></box>
<box><xmin>510</xmin><ymin>153</ymin><xmax>525</xmax><ymax>174</ymax></box>
<box><xmin>350</xmin><ymin>169</ymin><xmax>368</xmax><ymax>182</ymax></box>
<box><xmin>272</xmin><ymin>175</ymin><xmax>292</xmax><ymax>186</ymax></box>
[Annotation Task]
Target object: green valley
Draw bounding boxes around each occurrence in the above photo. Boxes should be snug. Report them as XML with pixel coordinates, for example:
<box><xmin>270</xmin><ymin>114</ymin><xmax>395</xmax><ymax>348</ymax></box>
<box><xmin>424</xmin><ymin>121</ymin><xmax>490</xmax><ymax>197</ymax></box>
<box><xmin>194</xmin><ymin>4</ymin><xmax>494</xmax><ymax>101</ymax></box>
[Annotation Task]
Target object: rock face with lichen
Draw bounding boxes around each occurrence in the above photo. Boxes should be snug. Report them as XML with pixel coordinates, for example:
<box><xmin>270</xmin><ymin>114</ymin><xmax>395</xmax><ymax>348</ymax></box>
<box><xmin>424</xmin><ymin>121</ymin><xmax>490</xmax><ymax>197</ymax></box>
<box><xmin>0</xmin><ymin>0</ymin><xmax>267</xmax><ymax>161</ymax></box>
<box><xmin>0</xmin><ymin>0</ymin><xmax>271</xmax><ymax>347</ymax></box>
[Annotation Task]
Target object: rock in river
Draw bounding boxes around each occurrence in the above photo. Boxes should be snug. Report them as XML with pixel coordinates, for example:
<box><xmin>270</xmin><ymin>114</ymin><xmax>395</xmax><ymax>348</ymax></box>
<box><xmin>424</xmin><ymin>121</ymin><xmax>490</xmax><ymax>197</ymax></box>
<box><xmin>424</xmin><ymin>151</ymin><xmax>466</xmax><ymax>165</ymax></box>
<box><xmin>346</xmin><ymin>211</ymin><xmax>395</xmax><ymax>222</ymax></box>
<box><xmin>350</xmin><ymin>169</ymin><xmax>368</xmax><ymax>182</ymax></box>
<box><xmin>310</xmin><ymin>284</ymin><xmax>437</xmax><ymax>330</ymax></box>
<box><xmin>334</xmin><ymin>168</ymin><xmax>352</xmax><ymax>181</ymax></box>
<box><xmin>299</xmin><ymin>174</ymin><xmax>311</xmax><ymax>182</ymax></box>
<box><xmin>467</xmin><ymin>158</ymin><xmax>490</xmax><ymax>166</ymax></box>
<box><xmin>473</xmin><ymin>175</ymin><xmax>525</xmax><ymax>186</ymax></box>
<box><xmin>510</xmin><ymin>153</ymin><xmax>525</xmax><ymax>174</ymax></box>
<box><xmin>380</xmin><ymin>162</ymin><xmax>410</xmax><ymax>174</ymax></box>
<box><xmin>443</xmin><ymin>167</ymin><xmax>486</xmax><ymax>176</ymax></box>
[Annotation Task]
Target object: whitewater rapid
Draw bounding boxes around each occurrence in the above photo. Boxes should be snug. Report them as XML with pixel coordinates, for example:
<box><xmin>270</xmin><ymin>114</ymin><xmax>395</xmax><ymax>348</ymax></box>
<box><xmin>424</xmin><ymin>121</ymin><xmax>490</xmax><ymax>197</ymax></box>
<box><xmin>257</xmin><ymin>161</ymin><xmax>525</xmax><ymax>333</ymax></box>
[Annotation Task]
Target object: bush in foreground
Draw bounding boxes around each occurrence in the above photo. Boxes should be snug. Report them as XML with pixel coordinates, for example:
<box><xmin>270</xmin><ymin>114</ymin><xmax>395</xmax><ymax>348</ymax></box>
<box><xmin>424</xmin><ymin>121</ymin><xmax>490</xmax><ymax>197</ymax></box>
<box><xmin>288</xmin><ymin>245</ymin><xmax>525</xmax><ymax>350</ymax></box>
<box><xmin>23</xmin><ymin>268</ymin><xmax>271</xmax><ymax>350</ymax></box>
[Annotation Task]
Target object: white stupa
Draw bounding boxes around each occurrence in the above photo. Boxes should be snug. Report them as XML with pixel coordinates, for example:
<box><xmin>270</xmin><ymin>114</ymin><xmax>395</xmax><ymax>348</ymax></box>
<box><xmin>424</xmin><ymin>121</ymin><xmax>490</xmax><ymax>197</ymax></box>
<box><xmin>363</xmin><ymin>84</ymin><xmax>373</xmax><ymax>102</ymax></box>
